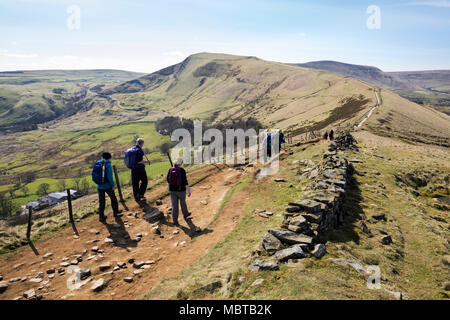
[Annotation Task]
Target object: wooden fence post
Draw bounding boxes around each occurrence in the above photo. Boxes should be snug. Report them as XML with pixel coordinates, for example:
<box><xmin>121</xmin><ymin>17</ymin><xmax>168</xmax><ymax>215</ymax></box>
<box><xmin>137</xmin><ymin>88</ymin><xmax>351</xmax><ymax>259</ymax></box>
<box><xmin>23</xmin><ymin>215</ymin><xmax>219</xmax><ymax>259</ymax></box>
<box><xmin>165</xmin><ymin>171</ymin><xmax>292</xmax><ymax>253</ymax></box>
<box><xmin>26</xmin><ymin>207</ymin><xmax>32</xmax><ymax>240</ymax></box>
<box><xmin>113</xmin><ymin>165</ymin><xmax>125</xmax><ymax>203</ymax></box>
<box><xmin>67</xmin><ymin>189</ymin><xmax>74</xmax><ymax>224</ymax></box>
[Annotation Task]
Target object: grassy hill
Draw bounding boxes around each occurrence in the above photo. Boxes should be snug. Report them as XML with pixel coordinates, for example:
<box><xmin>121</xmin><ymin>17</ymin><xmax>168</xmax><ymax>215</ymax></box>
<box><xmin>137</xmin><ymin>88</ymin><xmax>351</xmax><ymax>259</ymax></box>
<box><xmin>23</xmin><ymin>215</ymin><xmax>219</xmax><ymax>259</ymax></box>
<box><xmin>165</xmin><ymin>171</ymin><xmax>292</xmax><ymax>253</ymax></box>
<box><xmin>101</xmin><ymin>53</ymin><xmax>379</xmax><ymax>135</ymax></box>
<box><xmin>294</xmin><ymin>61</ymin><xmax>450</xmax><ymax>115</ymax></box>
<box><xmin>0</xmin><ymin>70</ymin><xmax>143</xmax><ymax>130</ymax></box>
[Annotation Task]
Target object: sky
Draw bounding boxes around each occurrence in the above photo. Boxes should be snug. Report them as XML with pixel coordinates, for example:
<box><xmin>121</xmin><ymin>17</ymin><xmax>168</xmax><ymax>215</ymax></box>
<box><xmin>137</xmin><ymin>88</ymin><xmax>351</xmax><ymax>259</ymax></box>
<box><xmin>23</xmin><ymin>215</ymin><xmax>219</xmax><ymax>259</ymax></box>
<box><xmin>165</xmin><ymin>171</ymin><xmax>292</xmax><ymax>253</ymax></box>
<box><xmin>0</xmin><ymin>0</ymin><xmax>449</xmax><ymax>73</ymax></box>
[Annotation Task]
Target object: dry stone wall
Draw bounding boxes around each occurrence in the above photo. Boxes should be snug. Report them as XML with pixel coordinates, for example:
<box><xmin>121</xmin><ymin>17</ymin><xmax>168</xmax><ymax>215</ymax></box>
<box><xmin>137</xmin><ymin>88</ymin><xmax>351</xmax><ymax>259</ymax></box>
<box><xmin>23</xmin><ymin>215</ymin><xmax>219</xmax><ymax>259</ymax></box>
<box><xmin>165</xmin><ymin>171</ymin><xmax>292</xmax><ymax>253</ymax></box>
<box><xmin>250</xmin><ymin>132</ymin><xmax>358</xmax><ymax>271</ymax></box>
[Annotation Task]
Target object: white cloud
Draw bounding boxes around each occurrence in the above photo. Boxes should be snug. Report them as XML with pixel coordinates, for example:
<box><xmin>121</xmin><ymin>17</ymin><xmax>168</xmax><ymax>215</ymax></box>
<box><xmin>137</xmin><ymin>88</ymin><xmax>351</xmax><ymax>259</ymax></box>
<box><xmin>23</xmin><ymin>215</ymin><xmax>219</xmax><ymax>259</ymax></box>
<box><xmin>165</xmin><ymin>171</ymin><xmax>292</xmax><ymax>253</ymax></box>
<box><xmin>2</xmin><ymin>52</ymin><xmax>38</xmax><ymax>58</ymax></box>
<box><xmin>406</xmin><ymin>1</ymin><xmax>450</xmax><ymax>7</ymax></box>
<box><xmin>298</xmin><ymin>32</ymin><xmax>306</xmax><ymax>37</ymax></box>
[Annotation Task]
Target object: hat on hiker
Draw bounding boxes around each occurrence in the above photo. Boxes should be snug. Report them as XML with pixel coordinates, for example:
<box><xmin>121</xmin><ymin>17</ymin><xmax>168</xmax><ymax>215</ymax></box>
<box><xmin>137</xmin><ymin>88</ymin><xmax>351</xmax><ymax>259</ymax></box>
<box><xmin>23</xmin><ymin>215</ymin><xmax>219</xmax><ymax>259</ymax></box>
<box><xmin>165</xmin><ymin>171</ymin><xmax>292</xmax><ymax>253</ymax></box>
<box><xmin>175</xmin><ymin>158</ymin><xmax>184</xmax><ymax>166</ymax></box>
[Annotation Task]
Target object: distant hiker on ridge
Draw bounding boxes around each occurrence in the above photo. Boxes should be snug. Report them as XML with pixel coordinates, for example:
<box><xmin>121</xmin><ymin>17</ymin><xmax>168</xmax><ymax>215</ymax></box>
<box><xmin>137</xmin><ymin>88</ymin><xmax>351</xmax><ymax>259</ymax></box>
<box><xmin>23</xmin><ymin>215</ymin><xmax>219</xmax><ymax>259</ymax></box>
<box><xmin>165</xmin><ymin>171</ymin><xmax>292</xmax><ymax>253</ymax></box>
<box><xmin>329</xmin><ymin>129</ymin><xmax>335</xmax><ymax>141</ymax></box>
<box><xmin>92</xmin><ymin>152</ymin><xmax>122</xmax><ymax>223</ymax></box>
<box><xmin>167</xmin><ymin>158</ymin><xmax>191</xmax><ymax>226</ymax></box>
<box><xmin>323</xmin><ymin>131</ymin><xmax>329</xmax><ymax>141</ymax></box>
<box><xmin>124</xmin><ymin>138</ymin><xmax>150</xmax><ymax>202</ymax></box>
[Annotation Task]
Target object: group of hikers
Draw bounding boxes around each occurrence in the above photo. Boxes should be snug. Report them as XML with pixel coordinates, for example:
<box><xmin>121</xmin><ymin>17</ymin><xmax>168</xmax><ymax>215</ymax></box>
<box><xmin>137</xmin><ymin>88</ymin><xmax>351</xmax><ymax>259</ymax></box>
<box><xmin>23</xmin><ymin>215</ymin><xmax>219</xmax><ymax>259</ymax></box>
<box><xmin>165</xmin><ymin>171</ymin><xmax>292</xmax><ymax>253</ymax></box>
<box><xmin>263</xmin><ymin>129</ymin><xmax>286</xmax><ymax>158</ymax></box>
<box><xmin>92</xmin><ymin>137</ymin><xmax>191</xmax><ymax>225</ymax></box>
<box><xmin>91</xmin><ymin>129</ymin><xmax>287</xmax><ymax>224</ymax></box>
<box><xmin>323</xmin><ymin>129</ymin><xmax>334</xmax><ymax>141</ymax></box>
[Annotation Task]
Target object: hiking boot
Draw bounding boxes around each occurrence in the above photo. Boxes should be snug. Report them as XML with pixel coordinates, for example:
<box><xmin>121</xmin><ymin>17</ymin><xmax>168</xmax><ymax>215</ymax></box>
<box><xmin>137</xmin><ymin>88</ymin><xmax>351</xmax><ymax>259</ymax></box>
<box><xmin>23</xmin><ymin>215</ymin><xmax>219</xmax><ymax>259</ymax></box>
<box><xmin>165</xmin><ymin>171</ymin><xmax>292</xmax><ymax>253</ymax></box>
<box><xmin>173</xmin><ymin>220</ymin><xmax>179</xmax><ymax>226</ymax></box>
<box><xmin>99</xmin><ymin>215</ymin><xmax>107</xmax><ymax>223</ymax></box>
<box><xmin>114</xmin><ymin>210</ymin><xmax>123</xmax><ymax>217</ymax></box>
<box><xmin>184</xmin><ymin>212</ymin><xmax>192</xmax><ymax>218</ymax></box>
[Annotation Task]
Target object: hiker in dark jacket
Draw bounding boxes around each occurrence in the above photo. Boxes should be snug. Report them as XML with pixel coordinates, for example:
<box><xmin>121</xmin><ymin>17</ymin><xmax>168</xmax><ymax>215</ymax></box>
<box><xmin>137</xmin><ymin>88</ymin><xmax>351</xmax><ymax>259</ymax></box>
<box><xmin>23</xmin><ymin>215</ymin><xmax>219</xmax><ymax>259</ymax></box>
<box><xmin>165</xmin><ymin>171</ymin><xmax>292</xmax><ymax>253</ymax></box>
<box><xmin>166</xmin><ymin>158</ymin><xmax>191</xmax><ymax>226</ymax></box>
<box><xmin>278</xmin><ymin>130</ymin><xmax>286</xmax><ymax>151</ymax></box>
<box><xmin>96</xmin><ymin>152</ymin><xmax>122</xmax><ymax>223</ymax></box>
<box><xmin>323</xmin><ymin>131</ymin><xmax>329</xmax><ymax>140</ymax></box>
<box><xmin>132</xmin><ymin>138</ymin><xmax>150</xmax><ymax>201</ymax></box>
<box><xmin>329</xmin><ymin>129</ymin><xmax>334</xmax><ymax>141</ymax></box>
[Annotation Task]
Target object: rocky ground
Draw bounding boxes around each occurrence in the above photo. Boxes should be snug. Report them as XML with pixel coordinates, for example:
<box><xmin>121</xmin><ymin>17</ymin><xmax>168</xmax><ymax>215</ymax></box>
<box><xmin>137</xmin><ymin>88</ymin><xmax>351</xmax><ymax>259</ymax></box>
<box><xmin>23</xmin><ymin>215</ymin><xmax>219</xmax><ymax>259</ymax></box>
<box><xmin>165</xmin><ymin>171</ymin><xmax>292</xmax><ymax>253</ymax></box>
<box><xmin>0</xmin><ymin>164</ymin><xmax>251</xmax><ymax>300</ymax></box>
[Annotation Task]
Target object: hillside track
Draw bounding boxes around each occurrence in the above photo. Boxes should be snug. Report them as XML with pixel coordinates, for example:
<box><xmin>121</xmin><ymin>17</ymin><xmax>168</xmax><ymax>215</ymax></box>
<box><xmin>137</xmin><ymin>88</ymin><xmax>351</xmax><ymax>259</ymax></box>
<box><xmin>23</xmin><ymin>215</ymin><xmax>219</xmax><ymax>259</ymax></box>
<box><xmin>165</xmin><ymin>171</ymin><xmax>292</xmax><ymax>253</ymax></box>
<box><xmin>0</xmin><ymin>164</ymin><xmax>253</xmax><ymax>300</ymax></box>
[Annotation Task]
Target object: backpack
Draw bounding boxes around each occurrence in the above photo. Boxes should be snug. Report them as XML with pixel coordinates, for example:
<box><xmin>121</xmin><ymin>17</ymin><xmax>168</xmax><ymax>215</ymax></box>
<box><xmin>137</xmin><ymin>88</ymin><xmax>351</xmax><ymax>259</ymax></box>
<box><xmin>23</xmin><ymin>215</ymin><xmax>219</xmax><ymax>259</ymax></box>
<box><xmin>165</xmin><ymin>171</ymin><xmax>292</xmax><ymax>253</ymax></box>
<box><xmin>124</xmin><ymin>146</ymin><xmax>138</xmax><ymax>169</ymax></box>
<box><xmin>168</xmin><ymin>166</ymin><xmax>183</xmax><ymax>189</ymax></box>
<box><xmin>92</xmin><ymin>160</ymin><xmax>108</xmax><ymax>185</ymax></box>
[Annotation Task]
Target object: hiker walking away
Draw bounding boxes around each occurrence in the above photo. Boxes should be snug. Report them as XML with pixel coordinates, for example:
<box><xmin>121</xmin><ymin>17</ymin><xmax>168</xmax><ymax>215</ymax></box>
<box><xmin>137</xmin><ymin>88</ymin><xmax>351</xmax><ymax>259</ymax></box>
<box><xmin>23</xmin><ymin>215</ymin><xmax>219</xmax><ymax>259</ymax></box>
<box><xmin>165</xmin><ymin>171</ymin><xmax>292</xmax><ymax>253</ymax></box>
<box><xmin>323</xmin><ymin>131</ymin><xmax>329</xmax><ymax>141</ymax></box>
<box><xmin>92</xmin><ymin>152</ymin><xmax>122</xmax><ymax>222</ymax></box>
<box><xmin>278</xmin><ymin>129</ymin><xmax>286</xmax><ymax>151</ymax></box>
<box><xmin>264</xmin><ymin>132</ymin><xmax>272</xmax><ymax>161</ymax></box>
<box><xmin>329</xmin><ymin>129</ymin><xmax>334</xmax><ymax>141</ymax></box>
<box><xmin>125</xmin><ymin>138</ymin><xmax>150</xmax><ymax>201</ymax></box>
<box><xmin>167</xmin><ymin>158</ymin><xmax>191</xmax><ymax>226</ymax></box>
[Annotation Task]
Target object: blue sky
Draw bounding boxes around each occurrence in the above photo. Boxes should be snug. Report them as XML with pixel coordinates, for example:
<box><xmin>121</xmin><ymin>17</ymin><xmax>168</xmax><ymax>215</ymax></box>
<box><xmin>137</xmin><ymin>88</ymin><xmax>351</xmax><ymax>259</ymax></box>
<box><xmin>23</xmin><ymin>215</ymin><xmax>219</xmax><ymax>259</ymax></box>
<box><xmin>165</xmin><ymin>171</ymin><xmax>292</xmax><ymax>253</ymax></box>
<box><xmin>0</xmin><ymin>0</ymin><xmax>449</xmax><ymax>72</ymax></box>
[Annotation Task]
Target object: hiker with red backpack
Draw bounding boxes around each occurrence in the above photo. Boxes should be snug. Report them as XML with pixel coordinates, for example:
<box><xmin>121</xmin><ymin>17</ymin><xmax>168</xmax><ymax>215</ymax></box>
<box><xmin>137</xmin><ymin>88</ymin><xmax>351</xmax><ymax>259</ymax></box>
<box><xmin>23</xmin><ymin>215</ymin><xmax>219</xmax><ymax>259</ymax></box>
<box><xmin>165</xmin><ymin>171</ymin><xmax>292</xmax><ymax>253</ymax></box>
<box><xmin>124</xmin><ymin>138</ymin><xmax>150</xmax><ymax>202</ymax></box>
<box><xmin>167</xmin><ymin>158</ymin><xmax>191</xmax><ymax>226</ymax></box>
<box><xmin>92</xmin><ymin>152</ymin><xmax>122</xmax><ymax>223</ymax></box>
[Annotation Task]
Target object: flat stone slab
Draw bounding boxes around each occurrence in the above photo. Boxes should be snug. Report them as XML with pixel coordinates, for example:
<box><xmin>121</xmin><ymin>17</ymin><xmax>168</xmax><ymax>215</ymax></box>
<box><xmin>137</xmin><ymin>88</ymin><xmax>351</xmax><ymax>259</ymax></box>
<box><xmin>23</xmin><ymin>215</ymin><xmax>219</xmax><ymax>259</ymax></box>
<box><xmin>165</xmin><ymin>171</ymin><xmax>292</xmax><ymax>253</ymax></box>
<box><xmin>275</xmin><ymin>245</ymin><xmax>305</xmax><ymax>262</ymax></box>
<box><xmin>0</xmin><ymin>281</ymin><xmax>8</xmax><ymax>294</ymax></box>
<box><xmin>248</xmin><ymin>259</ymin><xmax>279</xmax><ymax>272</ymax></box>
<box><xmin>268</xmin><ymin>229</ymin><xmax>314</xmax><ymax>245</ymax></box>
<box><xmin>289</xmin><ymin>199</ymin><xmax>327</xmax><ymax>213</ymax></box>
<box><xmin>312</xmin><ymin>244</ymin><xmax>327</xmax><ymax>258</ymax></box>
<box><xmin>193</xmin><ymin>281</ymin><xmax>222</xmax><ymax>294</ymax></box>
<box><xmin>262</xmin><ymin>233</ymin><xmax>283</xmax><ymax>255</ymax></box>
<box><xmin>143</xmin><ymin>208</ymin><xmax>164</xmax><ymax>223</ymax></box>
<box><xmin>91</xmin><ymin>278</ymin><xmax>105</xmax><ymax>292</ymax></box>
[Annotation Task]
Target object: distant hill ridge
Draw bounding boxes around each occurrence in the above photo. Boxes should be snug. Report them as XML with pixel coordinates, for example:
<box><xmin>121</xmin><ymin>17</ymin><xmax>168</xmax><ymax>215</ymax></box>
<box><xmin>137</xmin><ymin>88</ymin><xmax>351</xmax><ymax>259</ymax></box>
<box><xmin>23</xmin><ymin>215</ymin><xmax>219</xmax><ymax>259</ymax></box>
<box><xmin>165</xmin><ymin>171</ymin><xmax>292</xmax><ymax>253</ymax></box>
<box><xmin>294</xmin><ymin>60</ymin><xmax>450</xmax><ymax>91</ymax></box>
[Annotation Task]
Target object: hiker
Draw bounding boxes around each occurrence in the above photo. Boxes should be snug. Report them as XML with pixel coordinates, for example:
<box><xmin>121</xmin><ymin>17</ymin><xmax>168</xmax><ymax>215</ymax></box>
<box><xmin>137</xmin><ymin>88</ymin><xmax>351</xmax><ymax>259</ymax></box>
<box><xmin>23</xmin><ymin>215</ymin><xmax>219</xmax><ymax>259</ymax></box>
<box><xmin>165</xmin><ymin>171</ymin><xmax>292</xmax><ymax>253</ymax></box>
<box><xmin>329</xmin><ymin>129</ymin><xmax>334</xmax><ymax>141</ymax></box>
<box><xmin>264</xmin><ymin>132</ymin><xmax>272</xmax><ymax>160</ymax></box>
<box><xmin>92</xmin><ymin>152</ymin><xmax>122</xmax><ymax>222</ymax></box>
<box><xmin>167</xmin><ymin>158</ymin><xmax>191</xmax><ymax>226</ymax></box>
<box><xmin>323</xmin><ymin>131</ymin><xmax>329</xmax><ymax>141</ymax></box>
<box><xmin>278</xmin><ymin>129</ymin><xmax>286</xmax><ymax>150</ymax></box>
<box><xmin>125</xmin><ymin>138</ymin><xmax>150</xmax><ymax>201</ymax></box>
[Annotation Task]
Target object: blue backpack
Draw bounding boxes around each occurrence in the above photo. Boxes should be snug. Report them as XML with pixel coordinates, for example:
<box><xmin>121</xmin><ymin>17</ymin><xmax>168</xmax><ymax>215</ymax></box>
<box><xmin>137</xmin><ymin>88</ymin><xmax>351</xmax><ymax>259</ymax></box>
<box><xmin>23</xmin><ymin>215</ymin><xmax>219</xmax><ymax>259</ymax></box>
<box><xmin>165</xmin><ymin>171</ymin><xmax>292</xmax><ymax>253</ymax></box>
<box><xmin>92</xmin><ymin>160</ymin><xmax>108</xmax><ymax>185</ymax></box>
<box><xmin>124</xmin><ymin>146</ymin><xmax>138</xmax><ymax>169</ymax></box>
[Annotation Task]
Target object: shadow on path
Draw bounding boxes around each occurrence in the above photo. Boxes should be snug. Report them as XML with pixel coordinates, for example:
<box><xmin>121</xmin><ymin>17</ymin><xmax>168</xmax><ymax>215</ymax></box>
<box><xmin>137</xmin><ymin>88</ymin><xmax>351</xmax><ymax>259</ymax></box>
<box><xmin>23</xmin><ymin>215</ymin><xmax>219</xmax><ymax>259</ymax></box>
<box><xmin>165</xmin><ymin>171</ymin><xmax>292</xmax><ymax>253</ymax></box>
<box><xmin>102</xmin><ymin>215</ymin><xmax>137</xmax><ymax>250</ymax></box>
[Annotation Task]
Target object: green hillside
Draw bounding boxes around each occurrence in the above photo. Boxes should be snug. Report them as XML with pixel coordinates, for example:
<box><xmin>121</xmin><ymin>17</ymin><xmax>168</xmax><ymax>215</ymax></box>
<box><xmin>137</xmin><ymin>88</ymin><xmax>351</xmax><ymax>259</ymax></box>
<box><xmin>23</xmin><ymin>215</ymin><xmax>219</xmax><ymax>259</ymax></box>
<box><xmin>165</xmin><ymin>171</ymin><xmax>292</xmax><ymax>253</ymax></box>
<box><xmin>0</xmin><ymin>70</ymin><xmax>143</xmax><ymax>130</ymax></box>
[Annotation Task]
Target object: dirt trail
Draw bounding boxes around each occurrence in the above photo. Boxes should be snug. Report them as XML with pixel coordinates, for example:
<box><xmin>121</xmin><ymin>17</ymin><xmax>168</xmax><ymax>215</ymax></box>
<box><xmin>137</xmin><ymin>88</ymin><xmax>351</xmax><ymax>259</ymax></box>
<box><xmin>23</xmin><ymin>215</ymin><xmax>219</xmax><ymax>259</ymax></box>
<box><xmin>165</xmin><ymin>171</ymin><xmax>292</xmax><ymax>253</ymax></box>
<box><xmin>0</xmin><ymin>164</ymin><xmax>252</xmax><ymax>300</ymax></box>
<box><xmin>357</xmin><ymin>89</ymin><xmax>380</xmax><ymax>128</ymax></box>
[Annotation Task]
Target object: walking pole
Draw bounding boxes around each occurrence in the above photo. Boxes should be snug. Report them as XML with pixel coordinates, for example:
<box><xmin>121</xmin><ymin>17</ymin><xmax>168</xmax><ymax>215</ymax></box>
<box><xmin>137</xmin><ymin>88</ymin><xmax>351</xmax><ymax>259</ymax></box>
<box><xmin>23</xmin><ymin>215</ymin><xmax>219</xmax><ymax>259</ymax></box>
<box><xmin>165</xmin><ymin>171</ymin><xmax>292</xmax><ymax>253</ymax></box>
<box><xmin>113</xmin><ymin>165</ymin><xmax>125</xmax><ymax>204</ymax></box>
<box><xmin>166</xmin><ymin>152</ymin><xmax>173</xmax><ymax>167</ymax></box>
<box><xmin>26</xmin><ymin>206</ymin><xmax>32</xmax><ymax>241</ymax></box>
<box><xmin>67</xmin><ymin>189</ymin><xmax>74</xmax><ymax>224</ymax></box>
